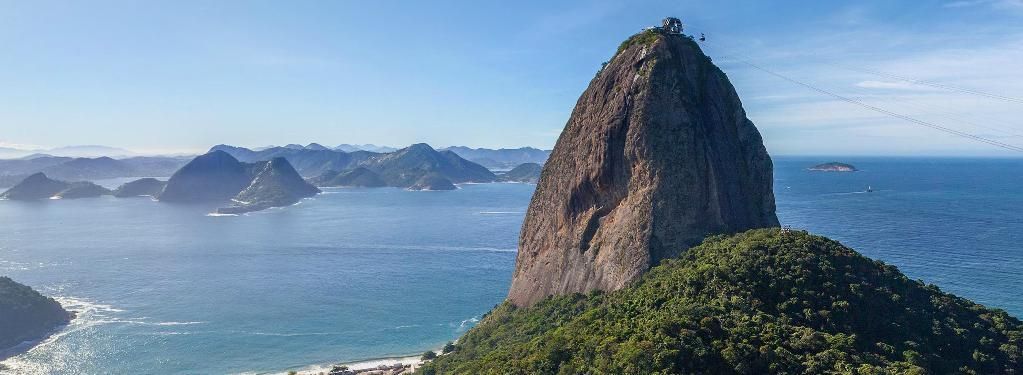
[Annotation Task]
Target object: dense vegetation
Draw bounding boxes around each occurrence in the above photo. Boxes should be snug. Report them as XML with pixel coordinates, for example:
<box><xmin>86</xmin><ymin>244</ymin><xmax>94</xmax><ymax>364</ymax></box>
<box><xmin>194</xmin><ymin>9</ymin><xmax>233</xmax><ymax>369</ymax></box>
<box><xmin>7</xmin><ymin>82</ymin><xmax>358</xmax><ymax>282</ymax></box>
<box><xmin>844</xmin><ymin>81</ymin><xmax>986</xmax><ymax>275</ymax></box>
<box><xmin>0</xmin><ymin>277</ymin><xmax>73</xmax><ymax>350</ymax></box>
<box><xmin>421</xmin><ymin>229</ymin><xmax>1023</xmax><ymax>374</ymax></box>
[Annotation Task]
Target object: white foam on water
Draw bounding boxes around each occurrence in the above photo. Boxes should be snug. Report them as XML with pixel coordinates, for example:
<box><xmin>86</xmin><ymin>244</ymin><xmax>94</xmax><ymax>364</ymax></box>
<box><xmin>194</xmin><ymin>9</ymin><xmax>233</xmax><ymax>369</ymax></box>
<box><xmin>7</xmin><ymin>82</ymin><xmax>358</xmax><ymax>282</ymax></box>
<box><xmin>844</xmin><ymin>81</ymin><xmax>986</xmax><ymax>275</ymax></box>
<box><xmin>457</xmin><ymin>316</ymin><xmax>481</xmax><ymax>331</ymax></box>
<box><xmin>205</xmin><ymin>212</ymin><xmax>238</xmax><ymax>217</ymax></box>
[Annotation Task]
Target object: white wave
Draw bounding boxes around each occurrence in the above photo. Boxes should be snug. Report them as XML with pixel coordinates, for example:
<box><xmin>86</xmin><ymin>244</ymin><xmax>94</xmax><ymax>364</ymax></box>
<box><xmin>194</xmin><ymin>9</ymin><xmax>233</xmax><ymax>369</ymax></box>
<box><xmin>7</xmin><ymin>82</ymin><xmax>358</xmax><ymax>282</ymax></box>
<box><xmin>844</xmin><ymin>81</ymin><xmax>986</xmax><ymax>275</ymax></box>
<box><xmin>55</xmin><ymin>296</ymin><xmax>125</xmax><ymax>313</ymax></box>
<box><xmin>205</xmin><ymin>212</ymin><xmax>238</xmax><ymax>217</ymax></box>
<box><xmin>149</xmin><ymin>321</ymin><xmax>205</xmax><ymax>326</ymax></box>
<box><xmin>241</xmin><ymin>331</ymin><xmax>338</xmax><ymax>337</ymax></box>
<box><xmin>458</xmin><ymin>316</ymin><xmax>481</xmax><ymax>331</ymax></box>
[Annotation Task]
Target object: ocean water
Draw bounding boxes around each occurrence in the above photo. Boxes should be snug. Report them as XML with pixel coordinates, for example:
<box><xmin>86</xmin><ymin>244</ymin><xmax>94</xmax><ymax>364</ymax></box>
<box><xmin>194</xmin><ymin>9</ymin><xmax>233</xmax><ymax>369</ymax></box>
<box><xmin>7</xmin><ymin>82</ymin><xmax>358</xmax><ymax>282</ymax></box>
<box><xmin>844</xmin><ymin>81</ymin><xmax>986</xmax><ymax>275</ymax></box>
<box><xmin>0</xmin><ymin>157</ymin><xmax>1021</xmax><ymax>373</ymax></box>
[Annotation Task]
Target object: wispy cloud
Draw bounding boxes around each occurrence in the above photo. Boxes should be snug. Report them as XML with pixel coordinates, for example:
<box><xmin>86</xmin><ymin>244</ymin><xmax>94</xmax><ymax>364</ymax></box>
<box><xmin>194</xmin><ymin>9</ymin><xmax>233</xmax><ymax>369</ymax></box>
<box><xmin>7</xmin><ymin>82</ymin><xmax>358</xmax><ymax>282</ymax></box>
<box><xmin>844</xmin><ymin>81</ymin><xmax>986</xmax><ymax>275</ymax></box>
<box><xmin>944</xmin><ymin>0</ymin><xmax>1023</xmax><ymax>11</ymax></box>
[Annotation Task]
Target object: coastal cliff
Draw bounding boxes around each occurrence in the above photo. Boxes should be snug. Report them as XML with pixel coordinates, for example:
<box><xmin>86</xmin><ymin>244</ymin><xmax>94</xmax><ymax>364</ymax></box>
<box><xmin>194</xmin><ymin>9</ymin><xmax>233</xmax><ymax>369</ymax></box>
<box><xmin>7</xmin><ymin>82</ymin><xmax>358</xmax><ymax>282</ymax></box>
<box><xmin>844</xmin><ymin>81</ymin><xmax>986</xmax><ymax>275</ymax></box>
<box><xmin>508</xmin><ymin>29</ymin><xmax>778</xmax><ymax>306</ymax></box>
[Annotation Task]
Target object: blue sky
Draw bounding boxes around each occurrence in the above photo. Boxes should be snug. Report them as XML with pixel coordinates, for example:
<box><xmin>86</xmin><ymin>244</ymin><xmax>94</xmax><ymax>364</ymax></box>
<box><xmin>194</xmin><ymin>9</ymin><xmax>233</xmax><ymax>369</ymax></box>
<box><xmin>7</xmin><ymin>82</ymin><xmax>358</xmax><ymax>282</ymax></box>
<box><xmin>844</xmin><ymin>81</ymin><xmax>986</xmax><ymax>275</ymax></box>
<box><xmin>1</xmin><ymin>0</ymin><xmax>1021</xmax><ymax>156</ymax></box>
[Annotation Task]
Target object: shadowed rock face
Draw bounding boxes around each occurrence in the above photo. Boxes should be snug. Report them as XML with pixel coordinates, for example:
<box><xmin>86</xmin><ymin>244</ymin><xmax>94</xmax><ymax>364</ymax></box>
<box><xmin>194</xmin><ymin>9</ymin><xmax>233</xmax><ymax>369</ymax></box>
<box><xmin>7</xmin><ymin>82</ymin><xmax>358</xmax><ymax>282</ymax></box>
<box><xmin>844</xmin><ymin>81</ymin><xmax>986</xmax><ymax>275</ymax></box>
<box><xmin>157</xmin><ymin>151</ymin><xmax>257</xmax><ymax>203</ymax></box>
<box><xmin>508</xmin><ymin>30</ymin><xmax>779</xmax><ymax>307</ymax></box>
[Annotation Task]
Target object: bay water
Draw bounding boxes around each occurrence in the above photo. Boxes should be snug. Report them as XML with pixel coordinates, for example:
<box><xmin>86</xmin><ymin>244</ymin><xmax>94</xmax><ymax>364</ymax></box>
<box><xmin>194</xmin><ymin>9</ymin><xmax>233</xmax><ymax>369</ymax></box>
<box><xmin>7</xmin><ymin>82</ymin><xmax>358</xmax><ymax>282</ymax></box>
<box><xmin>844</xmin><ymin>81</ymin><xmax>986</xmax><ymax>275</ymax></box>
<box><xmin>0</xmin><ymin>157</ymin><xmax>1020</xmax><ymax>373</ymax></box>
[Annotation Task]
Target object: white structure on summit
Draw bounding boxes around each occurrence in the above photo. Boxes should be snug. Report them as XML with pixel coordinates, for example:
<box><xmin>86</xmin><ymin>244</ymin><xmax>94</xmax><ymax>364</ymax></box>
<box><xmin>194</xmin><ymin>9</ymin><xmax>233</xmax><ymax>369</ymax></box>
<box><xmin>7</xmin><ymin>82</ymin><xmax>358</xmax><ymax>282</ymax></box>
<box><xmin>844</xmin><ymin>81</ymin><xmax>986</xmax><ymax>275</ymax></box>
<box><xmin>662</xmin><ymin>17</ymin><xmax>683</xmax><ymax>34</ymax></box>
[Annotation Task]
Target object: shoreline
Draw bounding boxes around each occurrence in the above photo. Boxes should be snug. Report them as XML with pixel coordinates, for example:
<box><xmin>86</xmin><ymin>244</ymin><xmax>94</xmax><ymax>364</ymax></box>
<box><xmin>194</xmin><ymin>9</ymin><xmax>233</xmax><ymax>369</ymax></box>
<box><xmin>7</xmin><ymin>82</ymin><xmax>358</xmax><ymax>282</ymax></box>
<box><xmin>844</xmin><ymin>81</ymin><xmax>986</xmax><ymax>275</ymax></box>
<box><xmin>268</xmin><ymin>350</ymin><xmax>436</xmax><ymax>375</ymax></box>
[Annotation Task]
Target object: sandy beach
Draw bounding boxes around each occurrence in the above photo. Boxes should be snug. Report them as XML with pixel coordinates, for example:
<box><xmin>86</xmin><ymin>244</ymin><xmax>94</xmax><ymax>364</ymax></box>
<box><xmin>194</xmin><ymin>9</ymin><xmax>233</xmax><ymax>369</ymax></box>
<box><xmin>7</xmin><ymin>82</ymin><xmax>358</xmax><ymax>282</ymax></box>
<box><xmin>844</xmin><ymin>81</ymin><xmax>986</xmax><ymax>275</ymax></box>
<box><xmin>268</xmin><ymin>353</ymin><xmax>424</xmax><ymax>375</ymax></box>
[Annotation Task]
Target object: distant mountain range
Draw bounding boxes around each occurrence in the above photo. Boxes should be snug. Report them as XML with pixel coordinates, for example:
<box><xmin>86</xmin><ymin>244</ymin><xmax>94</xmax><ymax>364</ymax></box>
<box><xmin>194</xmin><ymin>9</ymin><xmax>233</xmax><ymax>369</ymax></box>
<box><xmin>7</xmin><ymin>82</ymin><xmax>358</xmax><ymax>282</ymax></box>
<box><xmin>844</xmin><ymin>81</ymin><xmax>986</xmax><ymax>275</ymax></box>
<box><xmin>223</xmin><ymin>144</ymin><xmax>550</xmax><ymax>170</ymax></box>
<box><xmin>334</xmin><ymin>144</ymin><xmax>398</xmax><ymax>153</ymax></box>
<box><xmin>0</xmin><ymin>142</ymin><xmax>549</xmax><ymax>189</ymax></box>
<box><xmin>439</xmin><ymin>146</ymin><xmax>550</xmax><ymax>170</ymax></box>
<box><xmin>211</xmin><ymin>143</ymin><xmax>496</xmax><ymax>188</ymax></box>
<box><xmin>0</xmin><ymin>155</ymin><xmax>190</xmax><ymax>188</ymax></box>
<box><xmin>0</xmin><ymin>145</ymin><xmax>138</xmax><ymax>159</ymax></box>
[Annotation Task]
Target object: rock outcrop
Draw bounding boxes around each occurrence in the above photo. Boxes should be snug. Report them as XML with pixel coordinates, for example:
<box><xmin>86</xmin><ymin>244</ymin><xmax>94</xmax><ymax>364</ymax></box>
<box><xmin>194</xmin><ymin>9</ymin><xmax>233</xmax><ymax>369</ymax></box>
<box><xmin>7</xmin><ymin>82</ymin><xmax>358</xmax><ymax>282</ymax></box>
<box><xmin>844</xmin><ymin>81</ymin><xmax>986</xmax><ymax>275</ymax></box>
<box><xmin>112</xmin><ymin>178</ymin><xmax>166</xmax><ymax>197</ymax></box>
<box><xmin>508</xmin><ymin>29</ymin><xmax>778</xmax><ymax>306</ymax></box>
<box><xmin>216</xmin><ymin>157</ymin><xmax>320</xmax><ymax>214</ymax></box>
<box><xmin>407</xmin><ymin>173</ymin><xmax>457</xmax><ymax>191</ymax></box>
<box><xmin>0</xmin><ymin>277</ymin><xmax>73</xmax><ymax>354</ymax></box>
<box><xmin>497</xmin><ymin>163</ymin><xmax>543</xmax><ymax>183</ymax></box>
<box><xmin>0</xmin><ymin>173</ymin><xmax>69</xmax><ymax>200</ymax></box>
<box><xmin>157</xmin><ymin>151</ymin><xmax>259</xmax><ymax>203</ymax></box>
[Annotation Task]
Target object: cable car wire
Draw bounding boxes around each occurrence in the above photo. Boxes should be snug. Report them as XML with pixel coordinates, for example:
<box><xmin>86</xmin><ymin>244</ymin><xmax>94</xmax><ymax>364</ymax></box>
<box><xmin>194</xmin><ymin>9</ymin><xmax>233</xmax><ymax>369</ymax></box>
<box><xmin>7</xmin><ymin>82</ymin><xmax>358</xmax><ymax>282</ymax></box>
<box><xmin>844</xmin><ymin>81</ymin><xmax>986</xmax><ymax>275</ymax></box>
<box><xmin>699</xmin><ymin>41</ymin><xmax>1023</xmax><ymax>152</ymax></box>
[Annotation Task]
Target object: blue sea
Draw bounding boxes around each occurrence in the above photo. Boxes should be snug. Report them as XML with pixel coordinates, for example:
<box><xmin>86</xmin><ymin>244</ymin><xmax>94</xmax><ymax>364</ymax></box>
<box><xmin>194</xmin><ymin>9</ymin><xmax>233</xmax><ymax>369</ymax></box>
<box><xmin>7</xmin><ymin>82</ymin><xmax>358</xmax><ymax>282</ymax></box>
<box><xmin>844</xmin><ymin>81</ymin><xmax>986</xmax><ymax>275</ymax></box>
<box><xmin>0</xmin><ymin>157</ymin><xmax>1021</xmax><ymax>374</ymax></box>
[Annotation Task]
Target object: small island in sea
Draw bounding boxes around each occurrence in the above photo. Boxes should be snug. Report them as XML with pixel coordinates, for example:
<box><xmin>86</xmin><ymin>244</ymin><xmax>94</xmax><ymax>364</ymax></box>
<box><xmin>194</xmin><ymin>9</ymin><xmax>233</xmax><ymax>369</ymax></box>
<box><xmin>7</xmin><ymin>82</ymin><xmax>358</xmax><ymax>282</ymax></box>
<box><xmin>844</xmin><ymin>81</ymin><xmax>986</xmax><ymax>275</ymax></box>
<box><xmin>808</xmin><ymin>162</ymin><xmax>858</xmax><ymax>172</ymax></box>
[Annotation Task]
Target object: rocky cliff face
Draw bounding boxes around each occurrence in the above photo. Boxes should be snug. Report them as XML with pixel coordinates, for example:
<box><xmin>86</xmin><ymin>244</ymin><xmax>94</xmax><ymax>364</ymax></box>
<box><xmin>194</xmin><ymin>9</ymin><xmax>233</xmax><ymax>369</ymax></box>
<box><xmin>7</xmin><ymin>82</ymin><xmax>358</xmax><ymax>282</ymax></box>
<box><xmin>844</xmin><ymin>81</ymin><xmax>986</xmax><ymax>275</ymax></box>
<box><xmin>508</xmin><ymin>30</ymin><xmax>779</xmax><ymax>306</ymax></box>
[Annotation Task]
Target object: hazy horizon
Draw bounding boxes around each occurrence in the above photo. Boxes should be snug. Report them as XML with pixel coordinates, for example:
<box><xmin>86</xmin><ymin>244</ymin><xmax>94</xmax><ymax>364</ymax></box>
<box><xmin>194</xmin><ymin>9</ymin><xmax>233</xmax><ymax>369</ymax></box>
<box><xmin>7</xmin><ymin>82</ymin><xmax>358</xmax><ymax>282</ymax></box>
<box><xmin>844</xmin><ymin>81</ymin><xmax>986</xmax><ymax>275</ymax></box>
<box><xmin>2</xmin><ymin>0</ymin><xmax>1022</xmax><ymax>157</ymax></box>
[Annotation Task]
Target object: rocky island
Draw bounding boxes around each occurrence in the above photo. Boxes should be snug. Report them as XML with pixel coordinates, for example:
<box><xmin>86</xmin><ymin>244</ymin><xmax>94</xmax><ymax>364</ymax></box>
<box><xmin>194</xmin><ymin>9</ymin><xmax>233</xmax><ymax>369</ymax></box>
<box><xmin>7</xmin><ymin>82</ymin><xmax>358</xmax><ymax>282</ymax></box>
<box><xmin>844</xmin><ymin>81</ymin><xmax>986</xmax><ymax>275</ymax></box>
<box><xmin>809</xmin><ymin>162</ymin><xmax>858</xmax><ymax>172</ymax></box>
<box><xmin>216</xmin><ymin>157</ymin><xmax>320</xmax><ymax>214</ymax></box>
<box><xmin>112</xmin><ymin>178</ymin><xmax>166</xmax><ymax>197</ymax></box>
<box><xmin>0</xmin><ymin>173</ymin><xmax>109</xmax><ymax>200</ymax></box>
<box><xmin>53</xmin><ymin>181</ymin><xmax>111</xmax><ymax>199</ymax></box>
<box><xmin>157</xmin><ymin>150</ymin><xmax>259</xmax><ymax>203</ymax></box>
<box><xmin>417</xmin><ymin>19</ymin><xmax>1023</xmax><ymax>374</ymax></box>
<box><xmin>0</xmin><ymin>277</ymin><xmax>73</xmax><ymax>357</ymax></box>
<box><xmin>155</xmin><ymin>151</ymin><xmax>320</xmax><ymax>214</ymax></box>
<box><xmin>0</xmin><ymin>173</ymin><xmax>70</xmax><ymax>200</ymax></box>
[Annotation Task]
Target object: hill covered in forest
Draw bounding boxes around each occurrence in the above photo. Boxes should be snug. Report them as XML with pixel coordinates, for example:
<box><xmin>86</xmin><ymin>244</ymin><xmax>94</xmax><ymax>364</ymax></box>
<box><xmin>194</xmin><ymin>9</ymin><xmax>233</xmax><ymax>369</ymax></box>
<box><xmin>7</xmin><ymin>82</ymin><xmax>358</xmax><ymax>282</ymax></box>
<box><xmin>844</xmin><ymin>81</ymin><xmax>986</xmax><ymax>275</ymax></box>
<box><xmin>421</xmin><ymin>229</ymin><xmax>1023</xmax><ymax>374</ymax></box>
